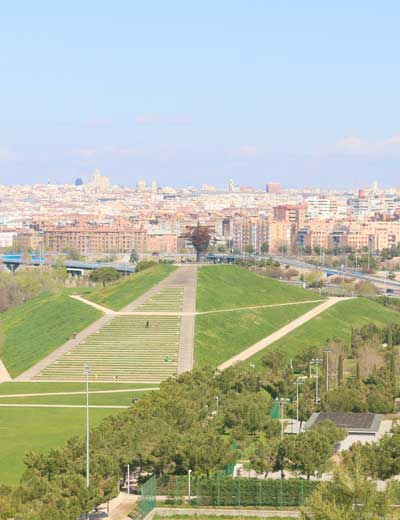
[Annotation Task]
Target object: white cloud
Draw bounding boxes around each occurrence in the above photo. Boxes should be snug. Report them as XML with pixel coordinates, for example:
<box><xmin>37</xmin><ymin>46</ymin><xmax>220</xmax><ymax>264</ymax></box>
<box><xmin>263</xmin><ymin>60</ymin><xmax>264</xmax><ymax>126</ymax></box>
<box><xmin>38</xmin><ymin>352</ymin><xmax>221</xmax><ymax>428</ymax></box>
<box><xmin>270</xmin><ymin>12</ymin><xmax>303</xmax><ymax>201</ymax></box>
<box><xmin>336</xmin><ymin>135</ymin><xmax>400</xmax><ymax>154</ymax></box>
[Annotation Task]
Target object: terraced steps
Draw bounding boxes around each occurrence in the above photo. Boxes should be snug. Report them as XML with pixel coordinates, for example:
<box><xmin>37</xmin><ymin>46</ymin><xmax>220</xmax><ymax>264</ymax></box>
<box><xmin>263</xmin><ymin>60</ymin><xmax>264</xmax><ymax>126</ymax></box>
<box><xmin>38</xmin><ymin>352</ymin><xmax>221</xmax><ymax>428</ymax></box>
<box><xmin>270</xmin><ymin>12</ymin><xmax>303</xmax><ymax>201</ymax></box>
<box><xmin>34</xmin><ymin>287</ymin><xmax>184</xmax><ymax>383</ymax></box>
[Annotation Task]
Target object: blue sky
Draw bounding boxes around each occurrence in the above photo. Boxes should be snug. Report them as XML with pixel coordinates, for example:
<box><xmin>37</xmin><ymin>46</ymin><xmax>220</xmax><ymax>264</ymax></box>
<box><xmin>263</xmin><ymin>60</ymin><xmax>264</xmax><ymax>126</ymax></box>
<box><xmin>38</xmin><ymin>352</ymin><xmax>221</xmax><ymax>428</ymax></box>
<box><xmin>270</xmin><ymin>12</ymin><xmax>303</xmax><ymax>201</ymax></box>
<box><xmin>1</xmin><ymin>1</ymin><xmax>400</xmax><ymax>188</ymax></box>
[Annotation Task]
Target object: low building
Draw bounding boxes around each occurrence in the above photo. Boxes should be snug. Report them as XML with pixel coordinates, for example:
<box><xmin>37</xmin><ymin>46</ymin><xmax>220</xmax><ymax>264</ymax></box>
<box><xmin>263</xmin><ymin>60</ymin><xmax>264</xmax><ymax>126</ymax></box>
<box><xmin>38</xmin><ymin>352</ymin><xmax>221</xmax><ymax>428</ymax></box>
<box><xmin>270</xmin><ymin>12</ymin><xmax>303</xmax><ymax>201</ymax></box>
<box><xmin>303</xmin><ymin>412</ymin><xmax>388</xmax><ymax>450</ymax></box>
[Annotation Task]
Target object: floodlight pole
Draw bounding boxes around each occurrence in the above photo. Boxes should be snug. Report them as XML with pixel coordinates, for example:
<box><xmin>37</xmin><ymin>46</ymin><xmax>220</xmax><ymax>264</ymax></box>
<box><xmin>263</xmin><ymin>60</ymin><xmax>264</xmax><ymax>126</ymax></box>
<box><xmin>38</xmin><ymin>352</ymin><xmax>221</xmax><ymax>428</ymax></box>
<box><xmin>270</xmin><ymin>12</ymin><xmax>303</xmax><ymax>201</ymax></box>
<box><xmin>127</xmin><ymin>464</ymin><xmax>130</xmax><ymax>494</ymax></box>
<box><xmin>84</xmin><ymin>364</ymin><xmax>91</xmax><ymax>489</ymax></box>
<box><xmin>294</xmin><ymin>379</ymin><xmax>304</xmax><ymax>424</ymax></box>
<box><xmin>188</xmin><ymin>469</ymin><xmax>192</xmax><ymax>501</ymax></box>
<box><xmin>215</xmin><ymin>396</ymin><xmax>219</xmax><ymax>413</ymax></box>
<box><xmin>323</xmin><ymin>349</ymin><xmax>332</xmax><ymax>392</ymax></box>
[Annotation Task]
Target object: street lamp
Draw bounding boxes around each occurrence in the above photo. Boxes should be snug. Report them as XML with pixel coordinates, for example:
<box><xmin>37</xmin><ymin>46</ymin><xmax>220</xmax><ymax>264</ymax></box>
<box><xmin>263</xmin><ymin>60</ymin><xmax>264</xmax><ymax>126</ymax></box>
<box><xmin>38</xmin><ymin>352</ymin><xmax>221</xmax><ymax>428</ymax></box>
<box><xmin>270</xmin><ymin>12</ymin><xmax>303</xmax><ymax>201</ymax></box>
<box><xmin>84</xmin><ymin>364</ymin><xmax>91</xmax><ymax>488</ymax></box>
<box><xmin>310</xmin><ymin>358</ymin><xmax>322</xmax><ymax>404</ymax></box>
<box><xmin>188</xmin><ymin>469</ymin><xmax>192</xmax><ymax>501</ymax></box>
<box><xmin>294</xmin><ymin>378</ymin><xmax>304</xmax><ymax>425</ymax></box>
<box><xmin>215</xmin><ymin>396</ymin><xmax>219</xmax><ymax>413</ymax></box>
<box><xmin>323</xmin><ymin>348</ymin><xmax>333</xmax><ymax>392</ymax></box>
<box><xmin>277</xmin><ymin>398</ymin><xmax>291</xmax><ymax>439</ymax></box>
<box><xmin>127</xmin><ymin>464</ymin><xmax>130</xmax><ymax>495</ymax></box>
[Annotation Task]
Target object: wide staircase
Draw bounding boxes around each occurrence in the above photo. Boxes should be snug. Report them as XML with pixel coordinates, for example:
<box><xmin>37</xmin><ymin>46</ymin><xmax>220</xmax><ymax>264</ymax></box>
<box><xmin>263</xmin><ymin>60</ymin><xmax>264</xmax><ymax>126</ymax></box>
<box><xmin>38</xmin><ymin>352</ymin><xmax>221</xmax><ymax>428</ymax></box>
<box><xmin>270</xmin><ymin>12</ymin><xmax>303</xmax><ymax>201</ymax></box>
<box><xmin>34</xmin><ymin>285</ymin><xmax>185</xmax><ymax>383</ymax></box>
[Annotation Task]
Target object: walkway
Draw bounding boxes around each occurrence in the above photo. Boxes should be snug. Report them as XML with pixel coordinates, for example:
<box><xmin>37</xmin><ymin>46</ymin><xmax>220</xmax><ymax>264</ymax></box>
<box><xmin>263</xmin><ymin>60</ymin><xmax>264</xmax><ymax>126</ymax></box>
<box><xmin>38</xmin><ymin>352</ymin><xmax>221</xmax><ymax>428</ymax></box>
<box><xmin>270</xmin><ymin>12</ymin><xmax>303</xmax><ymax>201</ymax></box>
<box><xmin>218</xmin><ymin>297</ymin><xmax>350</xmax><ymax>370</ymax></box>
<box><xmin>90</xmin><ymin>492</ymin><xmax>138</xmax><ymax>520</ymax></box>
<box><xmin>0</xmin><ymin>360</ymin><xmax>11</xmax><ymax>383</ymax></box>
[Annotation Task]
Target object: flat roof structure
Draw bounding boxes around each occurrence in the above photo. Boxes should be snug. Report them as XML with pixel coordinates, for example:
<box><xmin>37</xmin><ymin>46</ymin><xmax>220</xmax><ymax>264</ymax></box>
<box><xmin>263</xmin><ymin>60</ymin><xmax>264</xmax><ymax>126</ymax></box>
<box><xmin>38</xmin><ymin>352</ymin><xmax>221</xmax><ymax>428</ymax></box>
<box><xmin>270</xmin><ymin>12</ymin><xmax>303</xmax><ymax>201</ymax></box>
<box><xmin>304</xmin><ymin>412</ymin><xmax>383</xmax><ymax>434</ymax></box>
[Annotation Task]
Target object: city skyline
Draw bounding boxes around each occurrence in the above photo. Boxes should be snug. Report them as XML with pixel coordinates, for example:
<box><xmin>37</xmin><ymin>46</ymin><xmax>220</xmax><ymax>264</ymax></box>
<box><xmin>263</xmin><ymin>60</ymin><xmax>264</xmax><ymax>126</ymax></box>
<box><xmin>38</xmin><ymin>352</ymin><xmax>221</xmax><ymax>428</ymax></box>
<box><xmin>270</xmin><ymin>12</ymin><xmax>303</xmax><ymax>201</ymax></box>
<box><xmin>2</xmin><ymin>2</ymin><xmax>400</xmax><ymax>187</ymax></box>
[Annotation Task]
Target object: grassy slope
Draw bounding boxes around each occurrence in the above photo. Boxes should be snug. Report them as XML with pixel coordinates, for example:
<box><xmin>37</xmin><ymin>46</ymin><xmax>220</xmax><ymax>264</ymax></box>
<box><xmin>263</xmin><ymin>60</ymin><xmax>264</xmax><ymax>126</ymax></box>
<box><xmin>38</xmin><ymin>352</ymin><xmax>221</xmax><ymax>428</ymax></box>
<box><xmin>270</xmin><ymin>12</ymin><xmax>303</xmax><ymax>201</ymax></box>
<box><xmin>87</xmin><ymin>264</ymin><xmax>176</xmax><ymax>310</ymax></box>
<box><xmin>0</xmin><ymin>391</ymin><xmax>151</xmax><ymax>405</ymax></box>
<box><xmin>195</xmin><ymin>302</ymin><xmax>319</xmax><ymax>368</ymax></box>
<box><xmin>0</xmin><ymin>407</ymin><xmax>121</xmax><ymax>485</ymax></box>
<box><xmin>196</xmin><ymin>265</ymin><xmax>322</xmax><ymax>312</ymax></box>
<box><xmin>0</xmin><ymin>292</ymin><xmax>101</xmax><ymax>377</ymax></box>
<box><xmin>247</xmin><ymin>298</ymin><xmax>400</xmax><ymax>366</ymax></box>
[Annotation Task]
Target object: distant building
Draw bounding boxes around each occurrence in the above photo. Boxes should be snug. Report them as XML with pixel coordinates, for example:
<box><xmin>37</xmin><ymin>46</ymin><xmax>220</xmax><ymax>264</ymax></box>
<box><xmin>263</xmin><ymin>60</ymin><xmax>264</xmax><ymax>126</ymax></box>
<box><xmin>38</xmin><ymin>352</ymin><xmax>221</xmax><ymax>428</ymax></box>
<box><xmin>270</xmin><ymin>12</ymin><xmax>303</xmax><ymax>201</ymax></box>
<box><xmin>151</xmin><ymin>180</ymin><xmax>158</xmax><ymax>191</ymax></box>
<box><xmin>137</xmin><ymin>179</ymin><xmax>146</xmax><ymax>190</ymax></box>
<box><xmin>75</xmin><ymin>178</ymin><xmax>83</xmax><ymax>186</ymax></box>
<box><xmin>89</xmin><ymin>169</ymin><xmax>111</xmax><ymax>190</ymax></box>
<box><xmin>266</xmin><ymin>182</ymin><xmax>281</xmax><ymax>194</ymax></box>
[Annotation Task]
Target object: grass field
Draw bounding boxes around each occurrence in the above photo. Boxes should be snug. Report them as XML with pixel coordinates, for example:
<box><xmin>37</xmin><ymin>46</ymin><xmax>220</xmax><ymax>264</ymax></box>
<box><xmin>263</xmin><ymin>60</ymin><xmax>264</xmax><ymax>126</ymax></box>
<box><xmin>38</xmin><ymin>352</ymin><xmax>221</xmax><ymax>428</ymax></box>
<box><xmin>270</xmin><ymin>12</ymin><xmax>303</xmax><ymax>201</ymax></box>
<box><xmin>153</xmin><ymin>516</ymin><xmax>295</xmax><ymax>520</ymax></box>
<box><xmin>196</xmin><ymin>265</ymin><xmax>322</xmax><ymax>312</ymax></box>
<box><xmin>0</xmin><ymin>292</ymin><xmax>102</xmax><ymax>377</ymax></box>
<box><xmin>0</xmin><ymin>406</ymin><xmax>122</xmax><ymax>485</ymax></box>
<box><xmin>0</xmin><ymin>393</ymin><xmax>141</xmax><ymax>405</ymax></box>
<box><xmin>195</xmin><ymin>301</ymin><xmax>320</xmax><ymax>368</ymax></box>
<box><xmin>247</xmin><ymin>298</ymin><xmax>400</xmax><ymax>366</ymax></box>
<box><xmin>87</xmin><ymin>264</ymin><xmax>176</xmax><ymax>310</ymax></box>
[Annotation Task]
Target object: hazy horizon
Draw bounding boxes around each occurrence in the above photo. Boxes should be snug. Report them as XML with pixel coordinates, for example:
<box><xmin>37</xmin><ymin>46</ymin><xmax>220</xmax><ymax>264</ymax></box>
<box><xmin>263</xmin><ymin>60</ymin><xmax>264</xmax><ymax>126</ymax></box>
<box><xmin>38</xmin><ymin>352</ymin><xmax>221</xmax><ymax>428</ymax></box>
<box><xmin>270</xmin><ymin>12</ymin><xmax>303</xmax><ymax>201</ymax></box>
<box><xmin>1</xmin><ymin>1</ymin><xmax>400</xmax><ymax>188</ymax></box>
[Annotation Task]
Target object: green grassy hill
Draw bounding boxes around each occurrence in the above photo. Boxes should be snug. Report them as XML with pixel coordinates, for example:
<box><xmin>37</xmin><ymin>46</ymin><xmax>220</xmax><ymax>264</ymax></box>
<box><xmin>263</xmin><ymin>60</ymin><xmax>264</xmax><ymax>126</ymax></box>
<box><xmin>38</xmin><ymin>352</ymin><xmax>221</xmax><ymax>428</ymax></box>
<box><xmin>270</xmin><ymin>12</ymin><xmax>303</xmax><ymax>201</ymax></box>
<box><xmin>195</xmin><ymin>301</ymin><xmax>320</xmax><ymax>368</ymax></box>
<box><xmin>196</xmin><ymin>265</ymin><xmax>323</xmax><ymax>312</ymax></box>
<box><xmin>0</xmin><ymin>292</ymin><xmax>101</xmax><ymax>377</ymax></box>
<box><xmin>247</xmin><ymin>298</ymin><xmax>400</xmax><ymax>366</ymax></box>
<box><xmin>87</xmin><ymin>263</ymin><xmax>176</xmax><ymax>310</ymax></box>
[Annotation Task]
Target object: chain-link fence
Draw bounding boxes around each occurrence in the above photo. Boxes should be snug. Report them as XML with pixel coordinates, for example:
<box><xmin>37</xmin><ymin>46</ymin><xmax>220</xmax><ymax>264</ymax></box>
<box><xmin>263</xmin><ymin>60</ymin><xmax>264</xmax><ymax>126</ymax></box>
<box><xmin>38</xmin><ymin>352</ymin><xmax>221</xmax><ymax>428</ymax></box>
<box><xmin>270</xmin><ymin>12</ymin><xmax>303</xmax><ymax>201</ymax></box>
<box><xmin>139</xmin><ymin>475</ymin><xmax>157</xmax><ymax>518</ymax></box>
<box><xmin>157</xmin><ymin>474</ymin><xmax>316</xmax><ymax>507</ymax></box>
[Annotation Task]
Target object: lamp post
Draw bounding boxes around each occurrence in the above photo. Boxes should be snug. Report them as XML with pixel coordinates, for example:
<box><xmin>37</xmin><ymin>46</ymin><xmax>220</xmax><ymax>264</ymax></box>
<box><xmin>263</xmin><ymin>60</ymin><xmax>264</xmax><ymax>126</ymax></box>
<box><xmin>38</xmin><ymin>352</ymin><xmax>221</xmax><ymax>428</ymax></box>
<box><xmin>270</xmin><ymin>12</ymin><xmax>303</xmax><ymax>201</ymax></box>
<box><xmin>323</xmin><ymin>349</ymin><xmax>332</xmax><ymax>392</ymax></box>
<box><xmin>127</xmin><ymin>464</ymin><xmax>130</xmax><ymax>495</ymax></box>
<box><xmin>294</xmin><ymin>378</ymin><xmax>304</xmax><ymax>425</ymax></box>
<box><xmin>188</xmin><ymin>469</ymin><xmax>192</xmax><ymax>501</ymax></box>
<box><xmin>215</xmin><ymin>396</ymin><xmax>219</xmax><ymax>413</ymax></box>
<box><xmin>311</xmin><ymin>358</ymin><xmax>322</xmax><ymax>404</ymax></box>
<box><xmin>84</xmin><ymin>364</ymin><xmax>91</xmax><ymax>489</ymax></box>
<box><xmin>277</xmin><ymin>398</ymin><xmax>291</xmax><ymax>439</ymax></box>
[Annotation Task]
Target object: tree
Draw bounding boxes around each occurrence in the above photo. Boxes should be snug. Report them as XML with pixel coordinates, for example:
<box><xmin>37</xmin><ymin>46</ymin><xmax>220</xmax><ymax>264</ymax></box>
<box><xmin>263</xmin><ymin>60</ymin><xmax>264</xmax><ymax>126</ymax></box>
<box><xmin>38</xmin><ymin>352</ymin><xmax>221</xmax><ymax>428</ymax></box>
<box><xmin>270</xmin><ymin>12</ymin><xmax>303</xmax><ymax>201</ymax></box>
<box><xmin>89</xmin><ymin>267</ymin><xmax>120</xmax><ymax>286</ymax></box>
<box><xmin>250</xmin><ymin>435</ymin><xmax>280</xmax><ymax>477</ymax></box>
<box><xmin>185</xmin><ymin>223</ymin><xmax>213</xmax><ymax>262</ymax></box>
<box><xmin>284</xmin><ymin>430</ymin><xmax>333</xmax><ymax>479</ymax></box>
<box><xmin>261</xmin><ymin>242</ymin><xmax>269</xmax><ymax>254</ymax></box>
<box><xmin>245</xmin><ymin>244</ymin><xmax>255</xmax><ymax>254</ymax></box>
<box><xmin>302</xmin><ymin>459</ymin><xmax>397</xmax><ymax>519</ymax></box>
<box><xmin>135</xmin><ymin>260</ymin><xmax>157</xmax><ymax>271</ymax></box>
<box><xmin>338</xmin><ymin>354</ymin><xmax>344</xmax><ymax>384</ymax></box>
<box><xmin>62</xmin><ymin>246</ymin><xmax>82</xmax><ymax>261</ymax></box>
<box><xmin>217</xmin><ymin>244</ymin><xmax>226</xmax><ymax>253</ymax></box>
<box><xmin>129</xmin><ymin>249</ymin><xmax>139</xmax><ymax>263</ymax></box>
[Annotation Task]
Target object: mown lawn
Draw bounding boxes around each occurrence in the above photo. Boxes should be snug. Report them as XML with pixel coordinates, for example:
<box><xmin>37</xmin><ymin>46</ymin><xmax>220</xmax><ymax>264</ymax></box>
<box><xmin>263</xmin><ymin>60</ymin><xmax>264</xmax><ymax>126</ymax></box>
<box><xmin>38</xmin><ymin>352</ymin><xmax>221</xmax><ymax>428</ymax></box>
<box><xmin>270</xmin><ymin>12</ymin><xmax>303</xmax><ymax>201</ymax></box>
<box><xmin>195</xmin><ymin>301</ymin><xmax>320</xmax><ymax>368</ymax></box>
<box><xmin>0</xmin><ymin>407</ymin><xmax>121</xmax><ymax>485</ymax></box>
<box><xmin>196</xmin><ymin>265</ymin><xmax>323</xmax><ymax>312</ymax></box>
<box><xmin>247</xmin><ymin>298</ymin><xmax>400</xmax><ymax>366</ymax></box>
<box><xmin>87</xmin><ymin>264</ymin><xmax>176</xmax><ymax>310</ymax></box>
<box><xmin>0</xmin><ymin>292</ymin><xmax>102</xmax><ymax>377</ymax></box>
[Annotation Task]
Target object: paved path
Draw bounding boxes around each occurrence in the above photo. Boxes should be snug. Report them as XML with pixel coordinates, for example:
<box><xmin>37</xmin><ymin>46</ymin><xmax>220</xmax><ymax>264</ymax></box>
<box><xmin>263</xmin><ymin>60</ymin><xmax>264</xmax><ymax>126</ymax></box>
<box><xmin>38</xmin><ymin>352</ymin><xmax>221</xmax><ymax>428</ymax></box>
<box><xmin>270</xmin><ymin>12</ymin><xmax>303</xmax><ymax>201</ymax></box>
<box><xmin>70</xmin><ymin>295</ymin><xmax>117</xmax><ymax>314</ymax></box>
<box><xmin>196</xmin><ymin>298</ymin><xmax>325</xmax><ymax>316</ymax></box>
<box><xmin>0</xmin><ymin>360</ymin><xmax>11</xmax><ymax>383</ymax></box>
<box><xmin>15</xmin><ymin>313</ymin><xmax>114</xmax><ymax>381</ymax></box>
<box><xmin>90</xmin><ymin>492</ymin><xmax>138</xmax><ymax>520</ymax></box>
<box><xmin>149</xmin><ymin>507</ymin><xmax>300</xmax><ymax>518</ymax></box>
<box><xmin>0</xmin><ymin>403</ymin><xmax>129</xmax><ymax>409</ymax></box>
<box><xmin>0</xmin><ymin>388</ymin><xmax>159</xmax><ymax>398</ymax></box>
<box><xmin>218</xmin><ymin>297</ymin><xmax>351</xmax><ymax>370</ymax></box>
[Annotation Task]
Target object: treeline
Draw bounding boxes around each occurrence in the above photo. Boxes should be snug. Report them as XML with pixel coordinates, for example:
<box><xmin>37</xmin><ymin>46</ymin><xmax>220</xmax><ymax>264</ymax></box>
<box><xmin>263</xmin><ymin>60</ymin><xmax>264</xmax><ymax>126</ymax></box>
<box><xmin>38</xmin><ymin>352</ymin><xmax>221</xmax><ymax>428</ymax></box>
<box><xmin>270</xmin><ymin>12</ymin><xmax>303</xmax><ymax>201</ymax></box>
<box><xmin>0</xmin><ymin>366</ymin><xmax>343</xmax><ymax>519</ymax></box>
<box><xmin>0</xmin><ymin>267</ymin><xmax>67</xmax><ymax>312</ymax></box>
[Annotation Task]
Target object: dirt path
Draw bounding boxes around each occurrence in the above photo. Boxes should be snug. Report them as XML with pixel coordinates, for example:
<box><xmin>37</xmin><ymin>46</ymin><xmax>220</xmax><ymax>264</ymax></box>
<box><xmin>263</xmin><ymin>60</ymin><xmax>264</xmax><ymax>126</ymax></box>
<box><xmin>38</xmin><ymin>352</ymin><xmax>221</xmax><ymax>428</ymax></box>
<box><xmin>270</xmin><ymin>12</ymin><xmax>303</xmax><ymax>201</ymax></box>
<box><xmin>218</xmin><ymin>297</ymin><xmax>351</xmax><ymax>370</ymax></box>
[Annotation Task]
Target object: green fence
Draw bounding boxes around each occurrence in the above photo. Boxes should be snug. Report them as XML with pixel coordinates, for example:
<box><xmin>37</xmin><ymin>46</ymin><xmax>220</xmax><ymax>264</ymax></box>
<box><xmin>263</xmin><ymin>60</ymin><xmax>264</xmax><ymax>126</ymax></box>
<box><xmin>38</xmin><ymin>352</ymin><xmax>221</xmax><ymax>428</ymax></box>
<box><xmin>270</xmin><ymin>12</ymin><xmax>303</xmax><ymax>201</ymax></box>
<box><xmin>139</xmin><ymin>475</ymin><xmax>157</xmax><ymax>519</ymax></box>
<box><xmin>157</xmin><ymin>475</ymin><xmax>316</xmax><ymax>507</ymax></box>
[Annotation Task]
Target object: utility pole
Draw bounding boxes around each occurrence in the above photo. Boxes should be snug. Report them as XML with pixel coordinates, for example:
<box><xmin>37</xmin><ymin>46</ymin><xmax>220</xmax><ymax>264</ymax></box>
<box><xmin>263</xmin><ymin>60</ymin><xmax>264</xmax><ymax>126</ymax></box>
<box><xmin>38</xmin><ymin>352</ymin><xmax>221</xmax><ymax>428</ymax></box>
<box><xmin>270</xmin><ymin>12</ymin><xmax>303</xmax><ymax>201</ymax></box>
<box><xmin>323</xmin><ymin>348</ymin><xmax>332</xmax><ymax>392</ymax></box>
<box><xmin>84</xmin><ymin>364</ymin><xmax>91</xmax><ymax>489</ymax></box>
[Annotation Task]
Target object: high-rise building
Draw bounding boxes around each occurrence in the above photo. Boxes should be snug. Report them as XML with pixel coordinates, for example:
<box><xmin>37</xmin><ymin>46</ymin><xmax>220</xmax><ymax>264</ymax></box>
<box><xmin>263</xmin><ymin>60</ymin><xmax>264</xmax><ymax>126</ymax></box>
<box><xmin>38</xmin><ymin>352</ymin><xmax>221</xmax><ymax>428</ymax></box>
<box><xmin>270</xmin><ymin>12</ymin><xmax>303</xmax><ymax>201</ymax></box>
<box><xmin>89</xmin><ymin>169</ymin><xmax>111</xmax><ymax>190</ymax></box>
<box><xmin>265</xmin><ymin>182</ymin><xmax>281</xmax><ymax>194</ymax></box>
<box><xmin>137</xmin><ymin>179</ymin><xmax>146</xmax><ymax>190</ymax></box>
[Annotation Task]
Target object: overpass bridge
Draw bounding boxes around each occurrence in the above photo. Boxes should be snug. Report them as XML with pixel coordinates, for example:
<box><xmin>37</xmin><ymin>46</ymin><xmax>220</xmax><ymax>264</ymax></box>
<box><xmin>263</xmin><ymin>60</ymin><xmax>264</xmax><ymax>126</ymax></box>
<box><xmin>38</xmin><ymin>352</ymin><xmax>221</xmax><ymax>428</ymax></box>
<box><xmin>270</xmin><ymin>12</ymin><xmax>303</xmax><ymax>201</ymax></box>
<box><xmin>1</xmin><ymin>254</ymin><xmax>134</xmax><ymax>275</ymax></box>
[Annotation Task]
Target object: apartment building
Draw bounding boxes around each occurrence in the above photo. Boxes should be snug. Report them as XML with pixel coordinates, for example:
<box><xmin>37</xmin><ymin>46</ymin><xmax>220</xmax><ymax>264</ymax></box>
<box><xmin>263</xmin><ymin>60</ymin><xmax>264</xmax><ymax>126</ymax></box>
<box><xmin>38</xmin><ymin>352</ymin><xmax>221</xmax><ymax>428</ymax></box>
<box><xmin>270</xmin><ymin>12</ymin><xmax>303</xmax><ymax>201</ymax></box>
<box><xmin>44</xmin><ymin>225</ymin><xmax>147</xmax><ymax>254</ymax></box>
